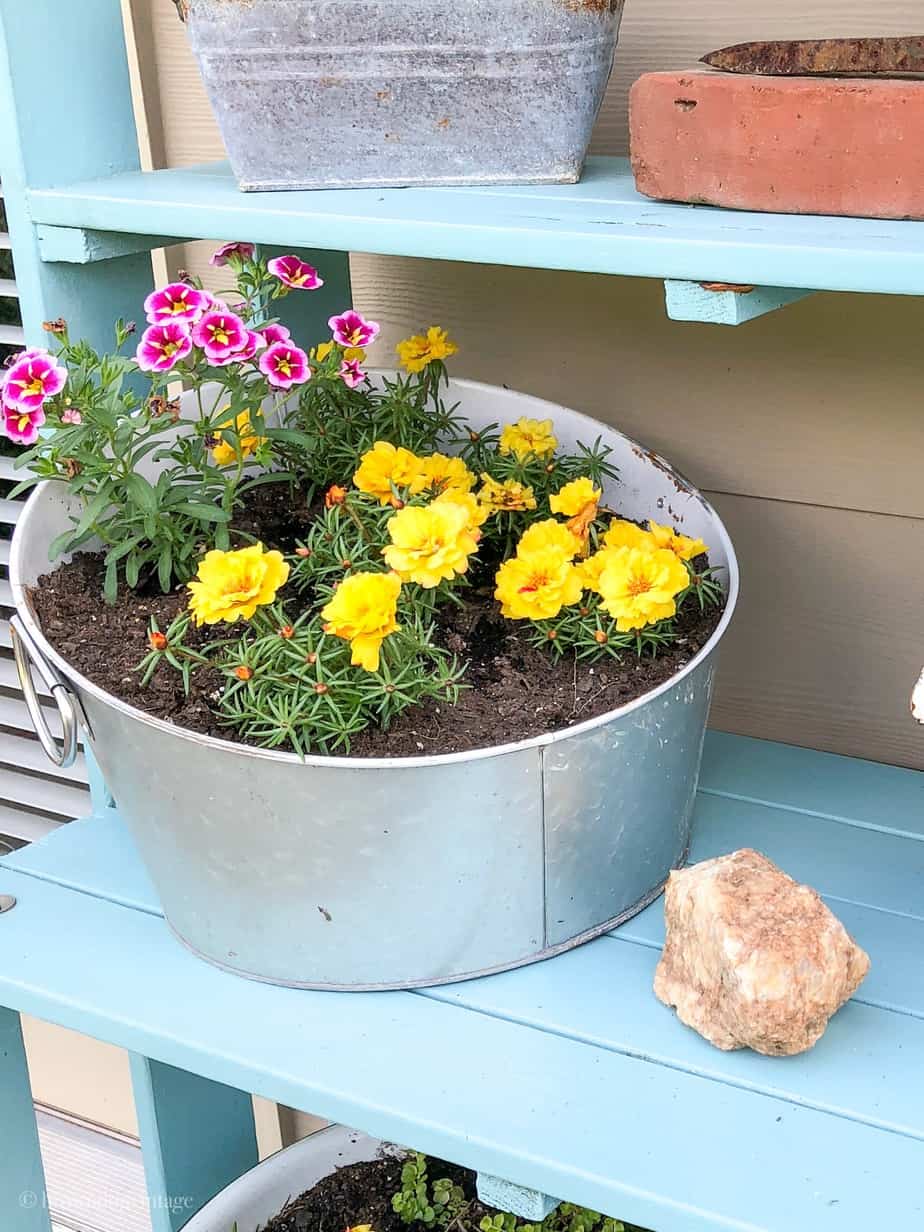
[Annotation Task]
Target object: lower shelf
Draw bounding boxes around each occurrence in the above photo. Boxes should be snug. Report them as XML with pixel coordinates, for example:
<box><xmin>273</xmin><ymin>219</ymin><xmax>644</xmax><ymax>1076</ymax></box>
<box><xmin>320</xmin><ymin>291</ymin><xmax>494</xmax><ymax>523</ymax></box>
<box><xmin>0</xmin><ymin>732</ymin><xmax>922</xmax><ymax>1232</ymax></box>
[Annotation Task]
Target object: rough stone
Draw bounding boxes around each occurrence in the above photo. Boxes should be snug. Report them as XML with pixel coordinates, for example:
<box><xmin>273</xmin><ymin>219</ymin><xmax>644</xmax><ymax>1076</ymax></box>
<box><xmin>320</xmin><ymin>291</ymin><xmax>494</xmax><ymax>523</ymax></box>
<box><xmin>629</xmin><ymin>71</ymin><xmax>924</xmax><ymax>220</ymax></box>
<box><xmin>654</xmin><ymin>849</ymin><xmax>870</xmax><ymax>1056</ymax></box>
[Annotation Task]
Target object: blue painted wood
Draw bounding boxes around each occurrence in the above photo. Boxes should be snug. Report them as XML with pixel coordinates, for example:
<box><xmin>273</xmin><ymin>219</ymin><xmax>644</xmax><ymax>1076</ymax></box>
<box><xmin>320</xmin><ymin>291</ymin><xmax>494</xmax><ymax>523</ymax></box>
<box><xmin>1</xmin><ymin>868</ymin><xmax>924</xmax><ymax>1232</ymax></box>
<box><xmin>130</xmin><ymin>1054</ymin><xmax>259</xmax><ymax>1232</ymax></box>
<box><xmin>0</xmin><ymin>1007</ymin><xmax>51</xmax><ymax>1232</ymax></box>
<box><xmin>1</xmin><ymin>739</ymin><xmax>923</xmax><ymax>1231</ymax></box>
<box><xmin>476</xmin><ymin>1175</ymin><xmax>558</xmax><ymax>1221</ymax></box>
<box><xmin>35</xmin><ymin>226</ymin><xmax>189</xmax><ymax>265</ymax></box>
<box><xmin>664</xmin><ymin>281</ymin><xmax>813</xmax><ymax>325</ymax></box>
<box><xmin>27</xmin><ymin>159</ymin><xmax>924</xmax><ymax>297</ymax></box>
<box><xmin>0</xmin><ymin>0</ymin><xmax>156</xmax><ymax>351</ymax></box>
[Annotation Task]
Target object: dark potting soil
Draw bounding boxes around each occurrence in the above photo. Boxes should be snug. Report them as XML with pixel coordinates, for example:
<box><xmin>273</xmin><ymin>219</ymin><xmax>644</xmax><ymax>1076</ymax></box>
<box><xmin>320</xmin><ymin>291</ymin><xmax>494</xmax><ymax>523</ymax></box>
<box><xmin>257</xmin><ymin>1151</ymin><xmax>647</xmax><ymax>1232</ymax></box>
<box><xmin>28</xmin><ymin>488</ymin><xmax>724</xmax><ymax>759</ymax></box>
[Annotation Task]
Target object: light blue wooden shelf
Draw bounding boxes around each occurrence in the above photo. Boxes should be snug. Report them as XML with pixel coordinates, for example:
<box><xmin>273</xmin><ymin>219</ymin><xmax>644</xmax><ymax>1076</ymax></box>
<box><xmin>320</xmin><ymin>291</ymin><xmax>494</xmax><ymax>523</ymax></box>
<box><xmin>27</xmin><ymin>158</ymin><xmax>924</xmax><ymax>323</ymax></box>
<box><xmin>1</xmin><ymin>734</ymin><xmax>922</xmax><ymax>1232</ymax></box>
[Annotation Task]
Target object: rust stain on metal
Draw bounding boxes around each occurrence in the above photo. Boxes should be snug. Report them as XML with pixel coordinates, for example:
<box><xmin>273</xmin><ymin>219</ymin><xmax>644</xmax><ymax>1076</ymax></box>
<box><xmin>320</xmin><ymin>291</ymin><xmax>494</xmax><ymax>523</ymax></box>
<box><xmin>630</xmin><ymin>445</ymin><xmax>694</xmax><ymax>496</ymax></box>
<box><xmin>701</xmin><ymin>282</ymin><xmax>756</xmax><ymax>294</ymax></box>
<box><xmin>703</xmin><ymin>35</ymin><xmax>924</xmax><ymax>77</ymax></box>
<box><xmin>436</xmin><ymin>117</ymin><xmax>452</xmax><ymax>129</ymax></box>
<box><xmin>561</xmin><ymin>0</ymin><xmax>622</xmax><ymax>14</ymax></box>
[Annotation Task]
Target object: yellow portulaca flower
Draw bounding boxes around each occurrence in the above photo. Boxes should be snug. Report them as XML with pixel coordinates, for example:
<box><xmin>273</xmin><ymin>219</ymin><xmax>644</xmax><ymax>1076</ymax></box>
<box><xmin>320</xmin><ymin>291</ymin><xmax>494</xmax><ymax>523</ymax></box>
<box><xmin>603</xmin><ymin>518</ymin><xmax>657</xmax><ymax>552</ymax></box>
<box><xmin>187</xmin><ymin>543</ymin><xmax>289</xmax><ymax>626</ymax></box>
<box><xmin>494</xmin><ymin>546</ymin><xmax>583</xmax><ymax>621</ymax></box>
<box><xmin>549</xmin><ymin>476</ymin><xmax>601</xmax><ymax>518</ymax></box>
<box><xmin>432</xmin><ymin>489</ymin><xmax>488</xmax><ymax>532</ymax></box>
<box><xmin>597</xmin><ymin>546</ymin><xmax>690</xmax><ymax>632</ymax></box>
<box><xmin>517</xmin><ymin>518</ymin><xmax>582</xmax><ymax>560</ymax></box>
<box><xmin>576</xmin><ymin>547</ymin><xmax>624</xmax><ymax>593</ymax></box>
<box><xmin>477</xmin><ymin>473</ymin><xmax>537</xmax><ymax>514</ymax></box>
<box><xmin>383</xmin><ymin>500</ymin><xmax>479</xmax><ymax>589</ymax></box>
<box><xmin>210</xmin><ymin>410</ymin><xmax>265</xmax><ymax>467</ymax></box>
<box><xmin>396</xmin><ymin>326</ymin><xmax>458</xmax><ymax>374</ymax></box>
<box><xmin>648</xmin><ymin>519</ymin><xmax>708</xmax><ymax>561</ymax></box>
<box><xmin>320</xmin><ymin>571</ymin><xmax>401</xmax><ymax>672</ymax></box>
<box><xmin>410</xmin><ymin>452</ymin><xmax>475</xmax><ymax>496</ymax></box>
<box><xmin>353</xmin><ymin>440</ymin><xmax>422</xmax><ymax>506</ymax></box>
<box><xmin>498</xmin><ymin>417</ymin><xmax>557</xmax><ymax>460</ymax></box>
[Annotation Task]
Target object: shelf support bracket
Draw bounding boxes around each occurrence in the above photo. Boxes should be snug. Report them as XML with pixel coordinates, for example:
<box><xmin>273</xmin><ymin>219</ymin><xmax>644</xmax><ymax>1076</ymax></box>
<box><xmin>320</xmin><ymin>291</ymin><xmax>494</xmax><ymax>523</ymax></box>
<box><xmin>36</xmin><ymin>225</ymin><xmax>190</xmax><ymax>265</ymax></box>
<box><xmin>664</xmin><ymin>280</ymin><xmax>814</xmax><ymax>326</ymax></box>
<box><xmin>477</xmin><ymin>1174</ymin><xmax>559</xmax><ymax>1221</ymax></box>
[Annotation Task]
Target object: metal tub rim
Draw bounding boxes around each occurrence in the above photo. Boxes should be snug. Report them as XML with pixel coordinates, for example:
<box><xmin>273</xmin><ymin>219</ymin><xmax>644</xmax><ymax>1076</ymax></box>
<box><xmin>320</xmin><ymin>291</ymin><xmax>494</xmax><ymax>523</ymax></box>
<box><xmin>10</xmin><ymin>375</ymin><xmax>739</xmax><ymax>772</ymax></box>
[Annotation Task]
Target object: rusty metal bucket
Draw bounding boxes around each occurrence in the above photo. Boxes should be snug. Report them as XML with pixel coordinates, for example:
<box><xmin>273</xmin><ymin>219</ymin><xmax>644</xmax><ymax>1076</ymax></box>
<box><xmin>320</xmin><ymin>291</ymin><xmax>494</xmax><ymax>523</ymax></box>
<box><xmin>10</xmin><ymin>378</ymin><xmax>738</xmax><ymax>990</ymax></box>
<box><xmin>182</xmin><ymin>0</ymin><xmax>624</xmax><ymax>190</ymax></box>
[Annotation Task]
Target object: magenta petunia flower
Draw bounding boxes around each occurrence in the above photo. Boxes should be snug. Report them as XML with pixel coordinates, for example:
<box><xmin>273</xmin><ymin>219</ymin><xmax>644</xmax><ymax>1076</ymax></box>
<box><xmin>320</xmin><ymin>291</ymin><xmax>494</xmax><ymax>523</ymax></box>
<box><xmin>3</xmin><ymin>351</ymin><xmax>67</xmax><ymax>412</ymax></box>
<box><xmin>258</xmin><ymin>341</ymin><xmax>311</xmax><ymax>390</ymax></box>
<box><xmin>267</xmin><ymin>255</ymin><xmax>323</xmax><ymax>291</ymax></box>
<box><xmin>2</xmin><ymin>399</ymin><xmax>46</xmax><ymax>445</ymax></box>
<box><xmin>259</xmin><ymin>322</ymin><xmax>291</xmax><ymax>346</ymax></box>
<box><xmin>328</xmin><ymin>309</ymin><xmax>380</xmax><ymax>349</ymax></box>
<box><xmin>136</xmin><ymin>322</ymin><xmax>193</xmax><ymax>373</ymax></box>
<box><xmin>191</xmin><ymin>310</ymin><xmax>249</xmax><ymax>362</ymax></box>
<box><xmin>144</xmin><ymin>283</ymin><xmax>209</xmax><ymax>325</ymax></box>
<box><xmin>339</xmin><ymin>358</ymin><xmax>366</xmax><ymax>389</ymax></box>
<box><xmin>209</xmin><ymin>241</ymin><xmax>256</xmax><ymax>268</ymax></box>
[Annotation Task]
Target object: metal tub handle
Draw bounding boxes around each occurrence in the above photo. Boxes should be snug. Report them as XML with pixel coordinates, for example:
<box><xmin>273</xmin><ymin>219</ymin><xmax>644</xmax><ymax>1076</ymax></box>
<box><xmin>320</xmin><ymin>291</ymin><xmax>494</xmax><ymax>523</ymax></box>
<box><xmin>10</xmin><ymin>615</ymin><xmax>79</xmax><ymax>768</ymax></box>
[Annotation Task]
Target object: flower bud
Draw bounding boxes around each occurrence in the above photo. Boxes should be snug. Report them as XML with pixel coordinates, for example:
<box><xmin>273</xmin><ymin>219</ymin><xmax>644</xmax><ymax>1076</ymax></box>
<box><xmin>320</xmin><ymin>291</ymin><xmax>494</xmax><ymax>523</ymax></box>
<box><xmin>279</xmin><ymin>625</ymin><xmax>294</xmax><ymax>639</ymax></box>
<box><xmin>547</xmin><ymin>629</ymin><xmax>558</xmax><ymax>641</ymax></box>
<box><xmin>314</xmin><ymin>682</ymin><xmax>329</xmax><ymax>695</ymax></box>
<box><xmin>593</xmin><ymin>630</ymin><xmax>608</xmax><ymax>645</ymax></box>
<box><xmin>148</xmin><ymin>630</ymin><xmax>168</xmax><ymax>651</ymax></box>
<box><xmin>306</xmin><ymin>652</ymin><xmax>318</xmax><ymax>664</ymax></box>
<box><xmin>234</xmin><ymin>665</ymin><xmax>253</xmax><ymax>681</ymax></box>
<box><xmin>324</xmin><ymin>484</ymin><xmax>348</xmax><ymax>509</ymax></box>
<box><xmin>295</xmin><ymin>546</ymin><xmax>311</xmax><ymax>558</ymax></box>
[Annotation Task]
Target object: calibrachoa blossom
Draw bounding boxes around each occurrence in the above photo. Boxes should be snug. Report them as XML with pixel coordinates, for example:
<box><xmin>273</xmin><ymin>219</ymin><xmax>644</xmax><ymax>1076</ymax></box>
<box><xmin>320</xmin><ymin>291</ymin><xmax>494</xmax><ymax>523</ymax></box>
<box><xmin>260</xmin><ymin>322</ymin><xmax>292</xmax><ymax>346</ymax></box>
<box><xmin>267</xmin><ymin>255</ymin><xmax>323</xmax><ymax>291</ymax></box>
<box><xmin>2</xmin><ymin>401</ymin><xmax>45</xmax><ymax>445</ymax></box>
<box><xmin>210</xmin><ymin>241</ymin><xmax>255</xmax><ymax>267</ymax></box>
<box><xmin>499</xmin><ymin>417</ymin><xmax>558</xmax><ymax>460</ymax></box>
<box><xmin>477</xmin><ymin>473</ymin><xmax>537</xmax><ymax>514</ymax></box>
<box><xmin>494</xmin><ymin>545</ymin><xmax>583</xmax><ymax>621</ymax></box>
<box><xmin>353</xmin><ymin>441</ymin><xmax>422</xmax><ymax>506</ymax></box>
<box><xmin>596</xmin><ymin>546</ymin><xmax>689</xmax><ymax>632</ymax></box>
<box><xmin>321</xmin><ymin>570</ymin><xmax>401</xmax><ymax>672</ymax></box>
<box><xmin>258</xmin><ymin>341</ymin><xmax>311</xmax><ymax>390</ymax></box>
<box><xmin>395</xmin><ymin>326</ymin><xmax>458</xmax><ymax>374</ymax></box>
<box><xmin>144</xmin><ymin>283</ymin><xmax>209</xmax><ymax>325</ymax></box>
<box><xmin>648</xmin><ymin>519</ymin><xmax>708</xmax><ymax>561</ymax></box>
<box><xmin>135</xmin><ymin>321</ymin><xmax>193</xmax><ymax>373</ymax></box>
<box><xmin>187</xmin><ymin>544</ymin><xmax>289</xmax><ymax>626</ymax></box>
<box><xmin>208</xmin><ymin>329</ymin><xmax>265</xmax><ymax>368</ymax></box>
<box><xmin>329</xmin><ymin>309</ymin><xmax>380</xmax><ymax>349</ymax></box>
<box><xmin>60</xmin><ymin>407</ymin><xmax>82</xmax><ymax>426</ymax></box>
<box><xmin>210</xmin><ymin>411</ymin><xmax>265</xmax><ymax>467</ymax></box>
<box><xmin>3</xmin><ymin>350</ymin><xmax>67</xmax><ymax>412</ymax></box>
<box><xmin>383</xmin><ymin>500</ymin><xmax>479</xmax><ymax>589</ymax></box>
<box><xmin>339</xmin><ymin>358</ymin><xmax>366</xmax><ymax>389</ymax></box>
<box><xmin>192</xmin><ymin>310</ymin><xmax>250</xmax><ymax>362</ymax></box>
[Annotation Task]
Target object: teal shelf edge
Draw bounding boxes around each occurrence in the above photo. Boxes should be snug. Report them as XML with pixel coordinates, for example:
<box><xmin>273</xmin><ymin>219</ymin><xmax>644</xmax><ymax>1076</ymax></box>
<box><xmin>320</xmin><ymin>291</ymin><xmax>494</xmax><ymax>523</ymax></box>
<box><xmin>26</xmin><ymin>157</ymin><xmax>924</xmax><ymax>298</ymax></box>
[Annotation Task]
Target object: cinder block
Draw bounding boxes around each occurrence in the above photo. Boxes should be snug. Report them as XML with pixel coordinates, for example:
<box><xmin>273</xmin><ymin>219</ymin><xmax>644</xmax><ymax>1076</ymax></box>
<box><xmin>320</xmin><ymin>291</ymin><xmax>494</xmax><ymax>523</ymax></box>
<box><xmin>630</xmin><ymin>70</ymin><xmax>924</xmax><ymax>220</ymax></box>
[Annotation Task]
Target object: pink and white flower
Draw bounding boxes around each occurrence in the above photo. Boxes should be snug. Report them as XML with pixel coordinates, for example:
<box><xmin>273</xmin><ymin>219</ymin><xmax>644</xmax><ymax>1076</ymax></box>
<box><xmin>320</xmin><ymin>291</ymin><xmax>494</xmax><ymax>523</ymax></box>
<box><xmin>209</xmin><ymin>241</ymin><xmax>255</xmax><ymax>267</ymax></box>
<box><xmin>60</xmin><ymin>407</ymin><xmax>83</xmax><ymax>426</ymax></box>
<box><xmin>144</xmin><ymin>283</ymin><xmax>209</xmax><ymax>325</ymax></box>
<box><xmin>328</xmin><ymin>310</ymin><xmax>380</xmax><ymax>349</ymax></box>
<box><xmin>208</xmin><ymin>330</ymin><xmax>265</xmax><ymax>368</ymax></box>
<box><xmin>2</xmin><ymin>400</ymin><xmax>45</xmax><ymax>445</ymax></box>
<box><xmin>267</xmin><ymin>255</ymin><xmax>323</xmax><ymax>291</ymax></box>
<box><xmin>339</xmin><ymin>358</ymin><xmax>366</xmax><ymax>389</ymax></box>
<box><xmin>191</xmin><ymin>310</ymin><xmax>249</xmax><ymax>362</ymax></box>
<box><xmin>259</xmin><ymin>322</ymin><xmax>291</xmax><ymax>346</ymax></box>
<box><xmin>3</xmin><ymin>351</ymin><xmax>67</xmax><ymax>412</ymax></box>
<box><xmin>258</xmin><ymin>341</ymin><xmax>311</xmax><ymax>390</ymax></box>
<box><xmin>136</xmin><ymin>322</ymin><xmax>193</xmax><ymax>373</ymax></box>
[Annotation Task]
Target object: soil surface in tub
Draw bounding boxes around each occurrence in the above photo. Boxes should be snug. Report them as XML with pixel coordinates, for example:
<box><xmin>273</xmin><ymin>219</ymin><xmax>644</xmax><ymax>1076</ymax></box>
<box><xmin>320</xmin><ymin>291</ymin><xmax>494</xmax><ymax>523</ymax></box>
<box><xmin>256</xmin><ymin>1150</ymin><xmax>647</xmax><ymax>1232</ymax></box>
<box><xmin>28</xmin><ymin>488</ymin><xmax>724</xmax><ymax>759</ymax></box>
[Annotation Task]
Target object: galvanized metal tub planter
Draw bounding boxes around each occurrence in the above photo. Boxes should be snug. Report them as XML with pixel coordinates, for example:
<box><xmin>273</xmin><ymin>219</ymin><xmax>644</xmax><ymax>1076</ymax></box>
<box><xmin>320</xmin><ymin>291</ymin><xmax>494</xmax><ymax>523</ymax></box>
<box><xmin>181</xmin><ymin>0</ymin><xmax>625</xmax><ymax>190</ymax></box>
<box><xmin>11</xmin><ymin>379</ymin><xmax>738</xmax><ymax>990</ymax></box>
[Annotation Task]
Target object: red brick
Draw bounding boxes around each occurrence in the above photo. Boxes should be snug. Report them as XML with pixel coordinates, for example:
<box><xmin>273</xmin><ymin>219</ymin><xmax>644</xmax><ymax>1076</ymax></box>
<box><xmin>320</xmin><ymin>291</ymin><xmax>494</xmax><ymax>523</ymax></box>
<box><xmin>629</xmin><ymin>71</ymin><xmax>924</xmax><ymax>220</ymax></box>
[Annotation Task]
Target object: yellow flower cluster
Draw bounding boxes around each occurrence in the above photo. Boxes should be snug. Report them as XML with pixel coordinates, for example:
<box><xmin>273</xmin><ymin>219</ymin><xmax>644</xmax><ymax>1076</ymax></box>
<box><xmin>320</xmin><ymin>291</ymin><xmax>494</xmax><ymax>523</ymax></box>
<box><xmin>498</xmin><ymin>417</ymin><xmax>557</xmax><ymax>460</ymax></box>
<box><xmin>578</xmin><ymin>518</ymin><xmax>705</xmax><ymax>632</ymax></box>
<box><xmin>395</xmin><ymin>326</ymin><xmax>458</xmax><ymax>374</ymax></box>
<box><xmin>495</xmin><ymin>519</ymin><xmax>583</xmax><ymax>620</ymax></box>
<box><xmin>353</xmin><ymin>442</ymin><xmax>477</xmax><ymax>507</ymax></box>
<box><xmin>477</xmin><ymin>473</ymin><xmax>536</xmax><ymax>513</ymax></box>
<box><xmin>321</xmin><ymin>571</ymin><xmax>401</xmax><ymax>672</ymax></box>
<box><xmin>187</xmin><ymin>543</ymin><xmax>289</xmax><ymax>626</ymax></box>
<box><xmin>210</xmin><ymin>410</ymin><xmax>266</xmax><ymax>467</ymax></box>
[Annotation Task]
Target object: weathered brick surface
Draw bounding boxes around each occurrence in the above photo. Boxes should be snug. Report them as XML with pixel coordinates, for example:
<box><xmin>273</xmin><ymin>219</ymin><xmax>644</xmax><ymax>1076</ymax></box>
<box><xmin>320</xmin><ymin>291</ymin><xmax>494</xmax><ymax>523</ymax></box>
<box><xmin>630</xmin><ymin>71</ymin><xmax>924</xmax><ymax>220</ymax></box>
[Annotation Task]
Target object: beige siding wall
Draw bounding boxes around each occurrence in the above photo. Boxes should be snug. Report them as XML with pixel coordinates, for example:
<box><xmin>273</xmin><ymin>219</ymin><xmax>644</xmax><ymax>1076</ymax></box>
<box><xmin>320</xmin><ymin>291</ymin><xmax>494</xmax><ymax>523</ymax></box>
<box><xmin>134</xmin><ymin>1</ymin><xmax>924</xmax><ymax>771</ymax></box>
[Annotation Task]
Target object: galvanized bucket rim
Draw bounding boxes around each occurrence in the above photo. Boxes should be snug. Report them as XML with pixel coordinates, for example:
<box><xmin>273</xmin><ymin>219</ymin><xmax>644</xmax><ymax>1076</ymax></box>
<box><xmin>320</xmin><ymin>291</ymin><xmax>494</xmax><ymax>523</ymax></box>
<box><xmin>11</xmin><ymin>376</ymin><xmax>739</xmax><ymax>771</ymax></box>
